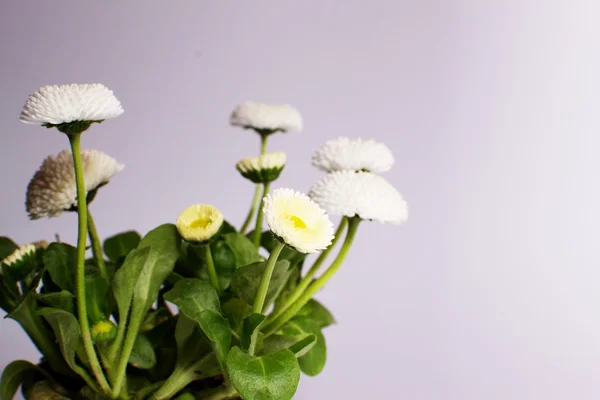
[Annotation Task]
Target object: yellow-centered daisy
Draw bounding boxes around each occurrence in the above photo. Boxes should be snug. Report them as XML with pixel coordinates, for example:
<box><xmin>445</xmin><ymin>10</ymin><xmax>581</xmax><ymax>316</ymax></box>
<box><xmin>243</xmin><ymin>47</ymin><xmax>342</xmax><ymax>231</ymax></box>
<box><xmin>176</xmin><ymin>204</ymin><xmax>224</xmax><ymax>243</ymax></box>
<box><xmin>263</xmin><ymin>188</ymin><xmax>334</xmax><ymax>254</ymax></box>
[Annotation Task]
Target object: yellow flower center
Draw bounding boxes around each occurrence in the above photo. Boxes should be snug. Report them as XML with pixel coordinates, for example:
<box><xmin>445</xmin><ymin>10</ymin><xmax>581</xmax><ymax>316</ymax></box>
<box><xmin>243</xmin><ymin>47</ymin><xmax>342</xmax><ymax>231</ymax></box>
<box><xmin>92</xmin><ymin>321</ymin><xmax>113</xmax><ymax>335</ymax></box>
<box><xmin>190</xmin><ymin>217</ymin><xmax>211</xmax><ymax>229</ymax></box>
<box><xmin>286</xmin><ymin>214</ymin><xmax>307</xmax><ymax>229</ymax></box>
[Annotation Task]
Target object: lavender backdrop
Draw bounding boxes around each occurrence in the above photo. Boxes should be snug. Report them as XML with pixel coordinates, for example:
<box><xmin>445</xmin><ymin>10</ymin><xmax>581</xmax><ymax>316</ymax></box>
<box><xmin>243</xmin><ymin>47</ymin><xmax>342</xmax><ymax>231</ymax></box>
<box><xmin>1</xmin><ymin>2</ymin><xmax>599</xmax><ymax>399</ymax></box>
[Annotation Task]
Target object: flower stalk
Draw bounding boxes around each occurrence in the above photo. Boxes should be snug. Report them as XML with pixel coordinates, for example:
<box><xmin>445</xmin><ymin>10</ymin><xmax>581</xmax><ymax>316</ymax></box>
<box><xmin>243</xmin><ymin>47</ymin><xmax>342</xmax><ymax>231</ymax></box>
<box><xmin>262</xmin><ymin>217</ymin><xmax>360</xmax><ymax>336</ymax></box>
<box><xmin>269</xmin><ymin>217</ymin><xmax>347</xmax><ymax>320</ymax></box>
<box><xmin>205</xmin><ymin>244</ymin><xmax>220</xmax><ymax>292</ymax></box>
<box><xmin>252</xmin><ymin>182</ymin><xmax>270</xmax><ymax>248</ymax></box>
<box><xmin>253</xmin><ymin>242</ymin><xmax>285</xmax><ymax>314</ymax></box>
<box><xmin>68</xmin><ymin>132</ymin><xmax>112</xmax><ymax>395</ymax></box>
<box><xmin>87</xmin><ymin>209</ymin><xmax>109</xmax><ymax>281</ymax></box>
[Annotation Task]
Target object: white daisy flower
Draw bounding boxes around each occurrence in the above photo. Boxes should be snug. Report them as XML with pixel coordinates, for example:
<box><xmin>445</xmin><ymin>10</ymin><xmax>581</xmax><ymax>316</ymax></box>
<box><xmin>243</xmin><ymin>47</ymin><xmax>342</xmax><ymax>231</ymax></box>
<box><xmin>230</xmin><ymin>101</ymin><xmax>303</xmax><ymax>133</ymax></box>
<box><xmin>176</xmin><ymin>204</ymin><xmax>224</xmax><ymax>243</ymax></box>
<box><xmin>20</xmin><ymin>83</ymin><xmax>123</xmax><ymax>133</ymax></box>
<box><xmin>2</xmin><ymin>244</ymin><xmax>36</xmax><ymax>267</ymax></box>
<box><xmin>236</xmin><ymin>152</ymin><xmax>287</xmax><ymax>183</ymax></box>
<box><xmin>263</xmin><ymin>188</ymin><xmax>334</xmax><ymax>254</ymax></box>
<box><xmin>312</xmin><ymin>137</ymin><xmax>394</xmax><ymax>173</ymax></box>
<box><xmin>26</xmin><ymin>149</ymin><xmax>124</xmax><ymax>219</ymax></box>
<box><xmin>308</xmin><ymin>171</ymin><xmax>408</xmax><ymax>225</ymax></box>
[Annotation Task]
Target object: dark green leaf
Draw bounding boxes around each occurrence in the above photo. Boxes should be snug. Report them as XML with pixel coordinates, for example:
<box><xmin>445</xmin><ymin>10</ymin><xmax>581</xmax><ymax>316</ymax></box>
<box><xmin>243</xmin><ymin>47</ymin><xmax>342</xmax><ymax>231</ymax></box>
<box><xmin>241</xmin><ymin>313</ymin><xmax>266</xmax><ymax>353</ymax></box>
<box><xmin>297</xmin><ymin>299</ymin><xmax>336</xmax><ymax>328</ymax></box>
<box><xmin>38</xmin><ymin>307</ymin><xmax>82</xmax><ymax>373</ymax></box>
<box><xmin>163</xmin><ymin>278</ymin><xmax>219</xmax><ymax>321</ymax></box>
<box><xmin>103</xmin><ymin>231</ymin><xmax>141</xmax><ymax>263</ymax></box>
<box><xmin>27</xmin><ymin>381</ymin><xmax>69</xmax><ymax>400</ymax></box>
<box><xmin>231</xmin><ymin>260</ymin><xmax>291</xmax><ymax>310</ymax></box>
<box><xmin>128</xmin><ymin>335</ymin><xmax>157</xmax><ymax>369</ymax></box>
<box><xmin>85</xmin><ymin>272</ymin><xmax>110</xmax><ymax>323</ymax></box>
<box><xmin>227</xmin><ymin>346</ymin><xmax>300</xmax><ymax>400</ymax></box>
<box><xmin>0</xmin><ymin>360</ymin><xmax>36</xmax><ymax>400</ymax></box>
<box><xmin>221</xmin><ymin>221</ymin><xmax>237</xmax><ymax>234</ymax></box>
<box><xmin>0</xmin><ymin>237</ymin><xmax>18</xmax><ymax>261</ymax></box>
<box><xmin>112</xmin><ymin>246</ymin><xmax>150</xmax><ymax>325</ymax></box>
<box><xmin>42</xmin><ymin>243</ymin><xmax>76</xmax><ymax>292</ymax></box>
<box><xmin>132</xmin><ymin>224</ymin><xmax>182</xmax><ymax>315</ymax></box>
<box><xmin>197</xmin><ymin>310</ymin><xmax>231</xmax><ymax>363</ymax></box>
<box><xmin>260</xmin><ymin>333</ymin><xmax>317</xmax><ymax>359</ymax></box>
<box><xmin>283</xmin><ymin>317</ymin><xmax>327</xmax><ymax>376</ymax></box>
<box><xmin>223</xmin><ymin>233</ymin><xmax>261</xmax><ymax>267</ymax></box>
<box><xmin>222</xmin><ymin>298</ymin><xmax>252</xmax><ymax>336</ymax></box>
<box><xmin>38</xmin><ymin>291</ymin><xmax>75</xmax><ymax>314</ymax></box>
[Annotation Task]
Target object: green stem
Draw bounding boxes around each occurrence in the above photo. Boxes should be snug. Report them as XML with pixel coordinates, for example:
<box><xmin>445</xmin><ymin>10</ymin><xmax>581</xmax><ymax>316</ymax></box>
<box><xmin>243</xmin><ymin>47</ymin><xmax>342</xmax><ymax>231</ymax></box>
<box><xmin>111</xmin><ymin>309</ymin><xmax>144</xmax><ymax>397</ymax></box>
<box><xmin>253</xmin><ymin>242</ymin><xmax>285</xmax><ymax>314</ymax></box>
<box><xmin>87</xmin><ymin>209</ymin><xmax>109</xmax><ymax>281</ymax></box>
<box><xmin>205</xmin><ymin>245</ymin><xmax>220</xmax><ymax>292</ymax></box>
<box><xmin>267</xmin><ymin>218</ymin><xmax>348</xmax><ymax>323</ymax></box>
<box><xmin>196</xmin><ymin>385</ymin><xmax>238</xmax><ymax>400</ymax></box>
<box><xmin>68</xmin><ymin>133</ymin><xmax>112</xmax><ymax>395</ymax></box>
<box><xmin>252</xmin><ymin>182</ymin><xmax>270</xmax><ymax>248</ymax></box>
<box><xmin>239</xmin><ymin>184</ymin><xmax>262</xmax><ymax>234</ymax></box>
<box><xmin>150</xmin><ymin>355</ymin><xmax>211</xmax><ymax>400</ymax></box>
<box><xmin>262</xmin><ymin>217</ymin><xmax>360</xmax><ymax>337</ymax></box>
<box><xmin>260</xmin><ymin>134</ymin><xmax>268</xmax><ymax>155</ymax></box>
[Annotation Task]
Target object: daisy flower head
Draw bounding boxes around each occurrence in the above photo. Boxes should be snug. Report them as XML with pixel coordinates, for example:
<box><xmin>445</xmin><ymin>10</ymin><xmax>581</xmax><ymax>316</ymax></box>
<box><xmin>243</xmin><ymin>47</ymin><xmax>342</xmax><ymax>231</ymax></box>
<box><xmin>308</xmin><ymin>171</ymin><xmax>408</xmax><ymax>225</ymax></box>
<box><xmin>312</xmin><ymin>137</ymin><xmax>394</xmax><ymax>173</ymax></box>
<box><xmin>236</xmin><ymin>152</ymin><xmax>287</xmax><ymax>184</ymax></box>
<box><xmin>26</xmin><ymin>149</ymin><xmax>124</xmax><ymax>219</ymax></box>
<box><xmin>2</xmin><ymin>244</ymin><xmax>36</xmax><ymax>268</ymax></box>
<box><xmin>176</xmin><ymin>204</ymin><xmax>224</xmax><ymax>243</ymax></box>
<box><xmin>263</xmin><ymin>188</ymin><xmax>334</xmax><ymax>254</ymax></box>
<box><xmin>230</xmin><ymin>101</ymin><xmax>303</xmax><ymax>134</ymax></box>
<box><xmin>20</xmin><ymin>83</ymin><xmax>123</xmax><ymax>134</ymax></box>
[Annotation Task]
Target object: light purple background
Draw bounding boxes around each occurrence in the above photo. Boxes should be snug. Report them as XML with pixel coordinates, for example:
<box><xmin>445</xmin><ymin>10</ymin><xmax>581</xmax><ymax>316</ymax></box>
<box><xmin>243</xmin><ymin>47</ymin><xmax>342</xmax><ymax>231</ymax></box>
<box><xmin>1</xmin><ymin>2</ymin><xmax>599</xmax><ymax>399</ymax></box>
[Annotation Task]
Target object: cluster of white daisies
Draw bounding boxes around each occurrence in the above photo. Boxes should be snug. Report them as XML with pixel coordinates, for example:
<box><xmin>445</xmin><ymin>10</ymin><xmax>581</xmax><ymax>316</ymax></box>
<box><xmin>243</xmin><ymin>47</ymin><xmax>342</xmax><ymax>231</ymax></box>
<box><xmin>5</xmin><ymin>84</ymin><xmax>407</xmax><ymax>267</ymax></box>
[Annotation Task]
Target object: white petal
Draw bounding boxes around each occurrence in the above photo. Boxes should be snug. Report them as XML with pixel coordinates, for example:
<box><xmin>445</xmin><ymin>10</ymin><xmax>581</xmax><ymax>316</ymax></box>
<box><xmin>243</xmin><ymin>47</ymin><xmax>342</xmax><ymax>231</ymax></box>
<box><xmin>20</xmin><ymin>83</ymin><xmax>123</xmax><ymax>125</ymax></box>
<box><xmin>230</xmin><ymin>102</ymin><xmax>303</xmax><ymax>132</ymax></box>
<box><xmin>309</xmin><ymin>171</ymin><xmax>408</xmax><ymax>225</ymax></box>
<box><xmin>312</xmin><ymin>137</ymin><xmax>394</xmax><ymax>173</ymax></box>
<box><xmin>263</xmin><ymin>188</ymin><xmax>334</xmax><ymax>254</ymax></box>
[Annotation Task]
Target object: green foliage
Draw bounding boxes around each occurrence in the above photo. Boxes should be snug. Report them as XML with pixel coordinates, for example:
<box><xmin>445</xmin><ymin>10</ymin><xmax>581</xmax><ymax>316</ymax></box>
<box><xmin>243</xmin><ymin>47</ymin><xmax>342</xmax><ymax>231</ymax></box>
<box><xmin>197</xmin><ymin>311</ymin><xmax>232</xmax><ymax>364</ymax></box>
<box><xmin>43</xmin><ymin>243</ymin><xmax>77</xmax><ymax>292</ymax></box>
<box><xmin>103</xmin><ymin>230</ymin><xmax>141</xmax><ymax>263</ymax></box>
<box><xmin>230</xmin><ymin>260</ymin><xmax>291</xmax><ymax>310</ymax></box>
<box><xmin>0</xmin><ymin>237</ymin><xmax>18</xmax><ymax>261</ymax></box>
<box><xmin>227</xmin><ymin>347</ymin><xmax>300</xmax><ymax>400</ymax></box>
<box><xmin>260</xmin><ymin>333</ymin><xmax>317</xmax><ymax>359</ymax></box>
<box><xmin>85</xmin><ymin>272</ymin><xmax>110</xmax><ymax>323</ymax></box>
<box><xmin>297</xmin><ymin>299</ymin><xmax>336</xmax><ymax>329</ymax></box>
<box><xmin>282</xmin><ymin>317</ymin><xmax>327</xmax><ymax>376</ymax></box>
<box><xmin>241</xmin><ymin>313</ymin><xmax>266</xmax><ymax>353</ymax></box>
<box><xmin>129</xmin><ymin>335</ymin><xmax>157</xmax><ymax>369</ymax></box>
<box><xmin>38</xmin><ymin>308</ymin><xmax>82</xmax><ymax>373</ymax></box>
<box><xmin>164</xmin><ymin>278</ymin><xmax>220</xmax><ymax>319</ymax></box>
<box><xmin>38</xmin><ymin>291</ymin><xmax>75</xmax><ymax>314</ymax></box>
<box><xmin>0</xmin><ymin>360</ymin><xmax>36</xmax><ymax>400</ymax></box>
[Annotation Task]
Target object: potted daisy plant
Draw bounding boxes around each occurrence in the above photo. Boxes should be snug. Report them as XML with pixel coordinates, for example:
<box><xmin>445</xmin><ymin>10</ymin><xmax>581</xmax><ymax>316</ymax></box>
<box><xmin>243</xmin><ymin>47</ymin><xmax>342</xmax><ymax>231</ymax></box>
<box><xmin>0</xmin><ymin>84</ymin><xmax>408</xmax><ymax>400</ymax></box>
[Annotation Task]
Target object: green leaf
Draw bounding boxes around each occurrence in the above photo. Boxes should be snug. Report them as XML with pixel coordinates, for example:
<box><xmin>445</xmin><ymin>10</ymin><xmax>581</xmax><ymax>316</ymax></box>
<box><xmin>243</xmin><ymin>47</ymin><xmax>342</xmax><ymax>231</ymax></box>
<box><xmin>42</xmin><ymin>243</ymin><xmax>76</xmax><ymax>292</ymax></box>
<box><xmin>38</xmin><ymin>307</ymin><xmax>82</xmax><ymax>372</ymax></box>
<box><xmin>103</xmin><ymin>231</ymin><xmax>141</xmax><ymax>263</ymax></box>
<box><xmin>231</xmin><ymin>260</ymin><xmax>291</xmax><ymax>310</ymax></box>
<box><xmin>197</xmin><ymin>310</ymin><xmax>231</xmax><ymax>363</ymax></box>
<box><xmin>221</xmin><ymin>221</ymin><xmax>237</xmax><ymax>234</ymax></box>
<box><xmin>38</xmin><ymin>291</ymin><xmax>75</xmax><ymax>314</ymax></box>
<box><xmin>260</xmin><ymin>333</ymin><xmax>317</xmax><ymax>359</ymax></box>
<box><xmin>223</xmin><ymin>233</ymin><xmax>261</xmax><ymax>267</ymax></box>
<box><xmin>163</xmin><ymin>278</ymin><xmax>220</xmax><ymax>320</ymax></box>
<box><xmin>0</xmin><ymin>360</ymin><xmax>36</xmax><ymax>400</ymax></box>
<box><xmin>297</xmin><ymin>299</ymin><xmax>336</xmax><ymax>328</ymax></box>
<box><xmin>241</xmin><ymin>313</ymin><xmax>266</xmax><ymax>353</ymax></box>
<box><xmin>85</xmin><ymin>272</ymin><xmax>110</xmax><ymax>323</ymax></box>
<box><xmin>132</xmin><ymin>224</ymin><xmax>182</xmax><ymax>315</ymax></box>
<box><xmin>227</xmin><ymin>346</ymin><xmax>300</xmax><ymax>400</ymax></box>
<box><xmin>0</xmin><ymin>237</ymin><xmax>18</xmax><ymax>260</ymax></box>
<box><xmin>128</xmin><ymin>334</ymin><xmax>157</xmax><ymax>369</ymax></box>
<box><xmin>222</xmin><ymin>298</ymin><xmax>252</xmax><ymax>337</ymax></box>
<box><xmin>112</xmin><ymin>246</ymin><xmax>151</xmax><ymax>324</ymax></box>
<box><xmin>27</xmin><ymin>381</ymin><xmax>69</xmax><ymax>400</ymax></box>
<box><xmin>283</xmin><ymin>317</ymin><xmax>327</xmax><ymax>376</ymax></box>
